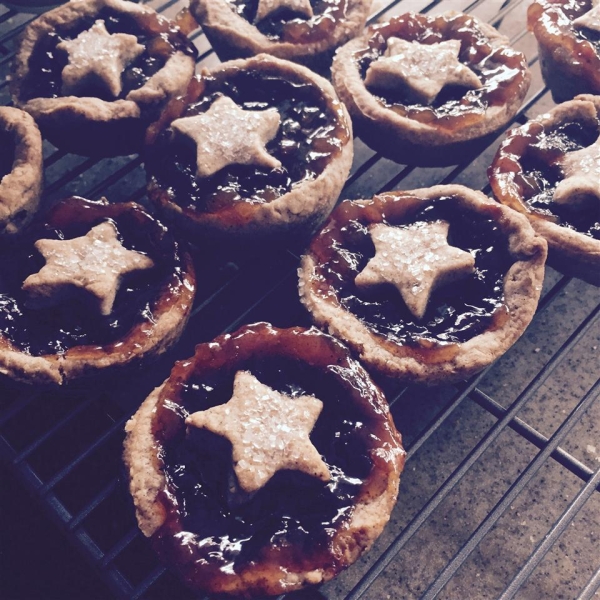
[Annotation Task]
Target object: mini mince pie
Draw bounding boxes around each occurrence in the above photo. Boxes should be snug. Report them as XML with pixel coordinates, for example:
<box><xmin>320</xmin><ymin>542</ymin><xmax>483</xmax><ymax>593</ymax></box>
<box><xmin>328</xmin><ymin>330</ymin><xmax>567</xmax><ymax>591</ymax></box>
<box><xmin>123</xmin><ymin>322</ymin><xmax>405</xmax><ymax>597</ymax></box>
<box><xmin>145</xmin><ymin>54</ymin><xmax>353</xmax><ymax>243</ymax></box>
<box><xmin>11</xmin><ymin>0</ymin><xmax>197</xmax><ymax>157</ymax></box>
<box><xmin>489</xmin><ymin>95</ymin><xmax>600</xmax><ymax>286</ymax></box>
<box><xmin>528</xmin><ymin>0</ymin><xmax>600</xmax><ymax>102</ymax></box>
<box><xmin>0</xmin><ymin>107</ymin><xmax>43</xmax><ymax>236</ymax></box>
<box><xmin>299</xmin><ymin>185</ymin><xmax>547</xmax><ymax>384</ymax></box>
<box><xmin>0</xmin><ymin>197</ymin><xmax>195</xmax><ymax>386</ymax></box>
<box><xmin>331</xmin><ymin>12</ymin><xmax>531</xmax><ymax>166</ymax></box>
<box><xmin>189</xmin><ymin>0</ymin><xmax>372</xmax><ymax>68</ymax></box>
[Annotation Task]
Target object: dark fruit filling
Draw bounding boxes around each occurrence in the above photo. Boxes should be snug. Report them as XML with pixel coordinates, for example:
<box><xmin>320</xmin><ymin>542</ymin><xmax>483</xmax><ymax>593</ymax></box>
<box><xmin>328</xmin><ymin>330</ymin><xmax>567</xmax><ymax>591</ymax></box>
<box><xmin>310</xmin><ymin>196</ymin><xmax>513</xmax><ymax>348</ymax></box>
<box><xmin>528</xmin><ymin>0</ymin><xmax>600</xmax><ymax>67</ymax></box>
<box><xmin>492</xmin><ymin>119</ymin><xmax>600</xmax><ymax>238</ymax></box>
<box><xmin>146</xmin><ymin>67</ymin><xmax>349</xmax><ymax>213</ymax></box>
<box><xmin>355</xmin><ymin>13</ymin><xmax>529</xmax><ymax>126</ymax></box>
<box><xmin>149</xmin><ymin>325</ymin><xmax>401</xmax><ymax>582</ymax></box>
<box><xmin>227</xmin><ymin>0</ymin><xmax>347</xmax><ymax>43</ymax></box>
<box><xmin>20</xmin><ymin>7</ymin><xmax>196</xmax><ymax>103</ymax></box>
<box><xmin>0</xmin><ymin>198</ymin><xmax>186</xmax><ymax>356</ymax></box>
<box><xmin>0</xmin><ymin>131</ymin><xmax>15</xmax><ymax>181</ymax></box>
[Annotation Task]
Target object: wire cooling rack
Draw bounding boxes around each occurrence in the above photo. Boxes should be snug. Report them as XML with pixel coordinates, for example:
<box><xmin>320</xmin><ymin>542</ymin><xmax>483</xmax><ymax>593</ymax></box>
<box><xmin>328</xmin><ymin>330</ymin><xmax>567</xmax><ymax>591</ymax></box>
<box><xmin>0</xmin><ymin>0</ymin><xmax>598</xmax><ymax>598</ymax></box>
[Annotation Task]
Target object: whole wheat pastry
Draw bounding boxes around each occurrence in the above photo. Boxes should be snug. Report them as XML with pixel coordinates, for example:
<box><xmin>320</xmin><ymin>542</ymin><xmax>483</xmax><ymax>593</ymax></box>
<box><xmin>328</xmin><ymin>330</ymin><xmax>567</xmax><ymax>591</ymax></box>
<box><xmin>145</xmin><ymin>54</ymin><xmax>353</xmax><ymax>244</ymax></box>
<box><xmin>11</xmin><ymin>0</ymin><xmax>197</xmax><ymax>157</ymax></box>
<box><xmin>124</xmin><ymin>322</ymin><xmax>405</xmax><ymax>597</ymax></box>
<box><xmin>0</xmin><ymin>196</ymin><xmax>195</xmax><ymax>386</ymax></box>
<box><xmin>189</xmin><ymin>0</ymin><xmax>372</xmax><ymax>69</ymax></box>
<box><xmin>489</xmin><ymin>95</ymin><xmax>600</xmax><ymax>286</ymax></box>
<box><xmin>299</xmin><ymin>185</ymin><xmax>548</xmax><ymax>384</ymax></box>
<box><xmin>331</xmin><ymin>12</ymin><xmax>531</xmax><ymax>166</ymax></box>
<box><xmin>0</xmin><ymin>107</ymin><xmax>43</xmax><ymax>236</ymax></box>
<box><xmin>528</xmin><ymin>0</ymin><xmax>600</xmax><ymax>102</ymax></box>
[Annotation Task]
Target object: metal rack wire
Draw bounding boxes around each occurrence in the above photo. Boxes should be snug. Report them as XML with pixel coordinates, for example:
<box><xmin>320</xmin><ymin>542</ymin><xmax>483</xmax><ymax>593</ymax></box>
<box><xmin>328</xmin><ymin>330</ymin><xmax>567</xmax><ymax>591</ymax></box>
<box><xmin>0</xmin><ymin>0</ymin><xmax>599</xmax><ymax>597</ymax></box>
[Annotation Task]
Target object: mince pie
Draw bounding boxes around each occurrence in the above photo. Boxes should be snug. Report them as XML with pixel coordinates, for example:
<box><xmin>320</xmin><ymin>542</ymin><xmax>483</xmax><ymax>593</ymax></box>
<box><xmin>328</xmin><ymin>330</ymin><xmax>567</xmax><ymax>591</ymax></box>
<box><xmin>0</xmin><ymin>107</ymin><xmax>43</xmax><ymax>236</ymax></box>
<box><xmin>189</xmin><ymin>0</ymin><xmax>372</xmax><ymax>69</ymax></box>
<box><xmin>145</xmin><ymin>54</ymin><xmax>353</xmax><ymax>243</ymax></box>
<box><xmin>11</xmin><ymin>0</ymin><xmax>197</xmax><ymax>157</ymax></box>
<box><xmin>528</xmin><ymin>0</ymin><xmax>600</xmax><ymax>102</ymax></box>
<box><xmin>331</xmin><ymin>12</ymin><xmax>532</xmax><ymax>166</ymax></box>
<box><xmin>0</xmin><ymin>197</ymin><xmax>195</xmax><ymax>386</ymax></box>
<box><xmin>489</xmin><ymin>95</ymin><xmax>600</xmax><ymax>286</ymax></box>
<box><xmin>299</xmin><ymin>185</ymin><xmax>547</xmax><ymax>384</ymax></box>
<box><xmin>124</xmin><ymin>322</ymin><xmax>405</xmax><ymax>597</ymax></box>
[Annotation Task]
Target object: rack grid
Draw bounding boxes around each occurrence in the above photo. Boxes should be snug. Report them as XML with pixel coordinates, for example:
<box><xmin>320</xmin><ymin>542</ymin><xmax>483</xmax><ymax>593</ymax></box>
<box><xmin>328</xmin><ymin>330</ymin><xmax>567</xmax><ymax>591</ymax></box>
<box><xmin>0</xmin><ymin>0</ymin><xmax>599</xmax><ymax>598</ymax></box>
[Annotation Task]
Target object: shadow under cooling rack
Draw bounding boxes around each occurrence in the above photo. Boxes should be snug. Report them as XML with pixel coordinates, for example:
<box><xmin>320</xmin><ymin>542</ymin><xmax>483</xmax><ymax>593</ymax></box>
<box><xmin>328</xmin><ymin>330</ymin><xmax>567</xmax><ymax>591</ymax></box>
<box><xmin>0</xmin><ymin>0</ymin><xmax>599</xmax><ymax>598</ymax></box>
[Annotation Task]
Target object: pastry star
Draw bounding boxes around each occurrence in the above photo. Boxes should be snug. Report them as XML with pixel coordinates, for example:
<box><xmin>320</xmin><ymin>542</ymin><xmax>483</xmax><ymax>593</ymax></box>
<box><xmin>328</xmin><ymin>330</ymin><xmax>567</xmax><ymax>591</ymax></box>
<box><xmin>186</xmin><ymin>370</ymin><xmax>330</xmax><ymax>494</ymax></box>
<box><xmin>355</xmin><ymin>221</ymin><xmax>475</xmax><ymax>320</ymax></box>
<box><xmin>255</xmin><ymin>0</ymin><xmax>313</xmax><ymax>22</ymax></box>
<box><xmin>572</xmin><ymin>0</ymin><xmax>600</xmax><ymax>33</ymax></box>
<box><xmin>364</xmin><ymin>38</ymin><xmax>483</xmax><ymax>105</ymax></box>
<box><xmin>22</xmin><ymin>221</ymin><xmax>154</xmax><ymax>315</ymax></box>
<box><xmin>171</xmin><ymin>96</ymin><xmax>282</xmax><ymax>178</ymax></box>
<box><xmin>57</xmin><ymin>20</ymin><xmax>144</xmax><ymax>98</ymax></box>
<box><xmin>553</xmin><ymin>137</ymin><xmax>600</xmax><ymax>205</ymax></box>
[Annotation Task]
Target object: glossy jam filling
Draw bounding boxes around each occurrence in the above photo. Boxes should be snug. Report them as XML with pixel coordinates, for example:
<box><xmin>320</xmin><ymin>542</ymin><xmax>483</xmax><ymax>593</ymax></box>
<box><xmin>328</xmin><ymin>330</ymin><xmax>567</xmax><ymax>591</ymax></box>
<box><xmin>355</xmin><ymin>13</ymin><xmax>529</xmax><ymax>127</ymax></box>
<box><xmin>147</xmin><ymin>68</ymin><xmax>349</xmax><ymax>213</ymax></box>
<box><xmin>311</xmin><ymin>197</ymin><xmax>513</xmax><ymax>347</ymax></box>
<box><xmin>494</xmin><ymin>120</ymin><xmax>600</xmax><ymax>238</ymax></box>
<box><xmin>155</xmin><ymin>356</ymin><xmax>372</xmax><ymax>573</ymax></box>
<box><xmin>0</xmin><ymin>131</ymin><xmax>15</xmax><ymax>181</ymax></box>
<box><xmin>227</xmin><ymin>0</ymin><xmax>347</xmax><ymax>43</ymax></box>
<box><xmin>528</xmin><ymin>0</ymin><xmax>600</xmax><ymax>69</ymax></box>
<box><xmin>20</xmin><ymin>7</ymin><xmax>196</xmax><ymax>103</ymax></box>
<box><xmin>0</xmin><ymin>201</ymin><xmax>184</xmax><ymax>356</ymax></box>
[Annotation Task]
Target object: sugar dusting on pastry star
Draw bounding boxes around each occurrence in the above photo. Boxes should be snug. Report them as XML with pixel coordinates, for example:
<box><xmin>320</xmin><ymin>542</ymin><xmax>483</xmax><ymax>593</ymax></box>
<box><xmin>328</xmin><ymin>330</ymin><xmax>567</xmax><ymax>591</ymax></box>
<box><xmin>572</xmin><ymin>0</ymin><xmax>600</xmax><ymax>33</ymax></box>
<box><xmin>255</xmin><ymin>0</ymin><xmax>313</xmax><ymax>22</ymax></box>
<box><xmin>57</xmin><ymin>20</ymin><xmax>144</xmax><ymax>98</ymax></box>
<box><xmin>171</xmin><ymin>96</ymin><xmax>282</xmax><ymax>178</ymax></box>
<box><xmin>22</xmin><ymin>221</ymin><xmax>154</xmax><ymax>315</ymax></box>
<box><xmin>355</xmin><ymin>221</ymin><xmax>475</xmax><ymax>320</ymax></box>
<box><xmin>186</xmin><ymin>370</ymin><xmax>330</xmax><ymax>494</ymax></box>
<box><xmin>364</xmin><ymin>38</ymin><xmax>483</xmax><ymax>105</ymax></box>
<box><xmin>553</xmin><ymin>137</ymin><xmax>600</xmax><ymax>205</ymax></box>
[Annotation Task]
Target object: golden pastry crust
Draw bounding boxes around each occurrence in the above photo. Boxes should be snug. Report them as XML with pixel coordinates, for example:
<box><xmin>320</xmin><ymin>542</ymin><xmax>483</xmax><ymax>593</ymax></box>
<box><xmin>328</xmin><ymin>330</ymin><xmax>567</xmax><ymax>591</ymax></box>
<box><xmin>124</xmin><ymin>323</ymin><xmax>405</xmax><ymax>597</ymax></box>
<box><xmin>146</xmin><ymin>54</ymin><xmax>353</xmax><ymax>244</ymax></box>
<box><xmin>0</xmin><ymin>107</ymin><xmax>43</xmax><ymax>236</ymax></box>
<box><xmin>489</xmin><ymin>95</ymin><xmax>600</xmax><ymax>286</ymax></box>
<box><xmin>331</xmin><ymin>12</ymin><xmax>531</xmax><ymax>166</ymax></box>
<box><xmin>0</xmin><ymin>198</ymin><xmax>196</xmax><ymax>386</ymax></box>
<box><xmin>528</xmin><ymin>0</ymin><xmax>600</xmax><ymax>102</ymax></box>
<box><xmin>299</xmin><ymin>185</ymin><xmax>548</xmax><ymax>384</ymax></box>
<box><xmin>190</xmin><ymin>0</ymin><xmax>372</xmax><ymax>69</ymax></box>
<box><xmin>11</xmin><ymin>0</ymin><xmax>196</xmax><ymax>157</ymax></box>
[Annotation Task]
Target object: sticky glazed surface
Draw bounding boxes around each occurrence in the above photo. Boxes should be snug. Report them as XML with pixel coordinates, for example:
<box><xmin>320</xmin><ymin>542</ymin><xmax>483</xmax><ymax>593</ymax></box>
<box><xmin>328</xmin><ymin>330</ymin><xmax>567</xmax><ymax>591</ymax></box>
<box><xmin>17</xmin><ymin>5</ymin><xmax>196</xmax><ymax>104</ymax></box>
<box><xmin>146</xmin><ymin>64</ymin><xmax>350</xmax><ymax>219</ymax></box>
<box><xmin>227</xmin><ymin>0</ymin><xmax>348</xmax><ymax>43</ymax></box>
<box><xmin>489</xmin><ymin>108</ymin><xmax>600</xmax><ymax>239</ymax></box>
<box><xmin>305</xmin><ymin>193</ymin><xmax>517</xmax><ymax>360</ymax></box>
<box><xmin>528</xmin><ymin>0</ymin><xmax>600</xmax><ymax>90</ymax></box>
<box><xmin>0</xmin><ymin>197</ymin><xmax>191</xmax><ymax>357</ymax></box>
<box><xmin>146</xmin><ymin>324</ymin><xmax>404</xmax><ymax>596</ymax></box>
<box><xmin>352</xmin><ymin>12</ymin><xmax>530</xmax><ymax>128</ymax></box>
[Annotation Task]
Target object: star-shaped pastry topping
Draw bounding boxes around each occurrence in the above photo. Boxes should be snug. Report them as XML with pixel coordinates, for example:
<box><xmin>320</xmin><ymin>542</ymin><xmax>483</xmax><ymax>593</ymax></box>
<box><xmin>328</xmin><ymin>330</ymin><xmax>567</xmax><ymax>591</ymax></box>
<box><xmin>553</xmin><ymin>137</ymin><xmax>600</xmax><ymax>205</ymax></box>
<box><xmin>171</xmin><ymin>96</ymin><xmax>282</xmax><ymax>178</ymax></box>
<box><xmin>22</xmin><ymin>221</ymin><xmax>154</xmax><ymax>315</ymax></box>
<box><xmin>572</xmin><ymin>0</ymin><xmax>600</xmax><ymax>33</ymax></box>
<box><xmin>254</xmin><ymin>0</ymin><xmax>313</xmax><ymax>22</ymax></box>
<box><xmin>355</xmin><ymin>221</ymin><xmax>476</xmax><ymax>320</ymax></box>
<box><xmin>364</xmin><ymin>38</ymin><xmax>483</xmax><ymax>105</ymax></box>
<box><xmin>186</xmin><ymin>370</ymin><xmax>330</xmax><ymax>494</ymax></box>
<box><xmin>57</xmin><ymin>20</ymin><xmax>144</xmax><ymax>98</ymax></box>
